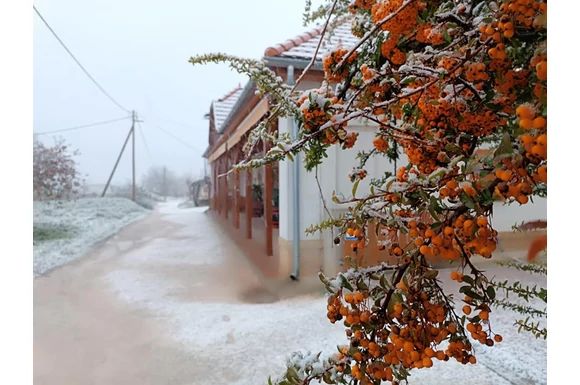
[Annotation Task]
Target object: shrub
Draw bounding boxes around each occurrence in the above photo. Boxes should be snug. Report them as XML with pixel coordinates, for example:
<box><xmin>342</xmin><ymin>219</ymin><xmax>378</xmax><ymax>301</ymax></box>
<box><xmin>191</xmin><ymin>0</ymin><xmax>547</xmax><ymax>383</ymax></box>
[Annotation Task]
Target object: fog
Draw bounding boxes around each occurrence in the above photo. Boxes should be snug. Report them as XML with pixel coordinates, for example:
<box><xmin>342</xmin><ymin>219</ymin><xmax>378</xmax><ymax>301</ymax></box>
<box><xmin>33</xmin><ymin>0</ymin><xmax>325</xmax><ymax>187</ymax></box>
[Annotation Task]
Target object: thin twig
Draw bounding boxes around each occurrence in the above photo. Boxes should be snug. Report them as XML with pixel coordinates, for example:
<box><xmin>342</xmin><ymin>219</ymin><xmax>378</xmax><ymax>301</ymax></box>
<box><xmin>315</xmin><ymin>165</ymin><xmax>334</xmax><ymax>221</ymax></box>
<box><xmin>336</xmin><ymin>0</ymin><xmax>418</xmax><ymax>71</ymax></box>
<box><xmin>295</xmin><ymin>0</ymin><xmax>340</xmax><ymax>90</ymax></box>
<box><xmin>235</xmin><ymin>0</ymin><xmax>339</xmax><ymax>169</ymax></box>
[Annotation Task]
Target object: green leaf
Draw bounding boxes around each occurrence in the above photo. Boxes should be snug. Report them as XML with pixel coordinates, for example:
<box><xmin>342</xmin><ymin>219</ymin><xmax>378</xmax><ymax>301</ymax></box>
<box><xmin>461</xmin><ymin>275</ymin><xmax>475</xmax><ymax>285</ymax></box>
<box><xmin>287</xmin><ymin>152</ymin><xmax>294</xmax><ymax>162</ymax></box>
<box><xmin>357</xmin><ymin>280</ymin><xmax>369</xmax><ymax>292</ymax></box>
<box><xmin>340</xmin><ymin>274</ymin><xmax>354</xmax><ymax>292</ymax></box>
<box><xmin>494</xmin><ymin>132</ymin><xmax>512</xmax><ymax>157</ymax></box>
<box><xmin>401</xmin><ymin>77</ymin><xmax>416</xmax><ymax>86</ymax></box>
<box><xmin>424</xmin><ymin>270</ymin><xmax>439</xmax><ymax>279</ymax></box>
<box><xmin>445</xmin><ymin>143</ymin><xmax>462</xmax><ymax>154</ymax></box>
<box><xmin>487</xmin><ymin>285</ymin><xmax>496</xmax><ymax>300</ymax></box>
<box><xmin>352</xmin><ymin>179</ymin><xmax>360</xmax><ymax>197</ymax></box>
<box><xmin>460</xmin><ymin>191</ymin><xmax>476</xmax><ymax>210</ymax></box>
<box><xmin>442</xmin><ymin>27</ymin><xmax>452</xmax><ymax>44</ymax></box>
<box><xmin>431</xmin><ymin>222</ymin><xmax>443</xmax><ymax>231</ymax></box>
<box><xmin>380</xmin><ymin>274</ymin><xmax>390</xmax><ymax>289</ymax></box>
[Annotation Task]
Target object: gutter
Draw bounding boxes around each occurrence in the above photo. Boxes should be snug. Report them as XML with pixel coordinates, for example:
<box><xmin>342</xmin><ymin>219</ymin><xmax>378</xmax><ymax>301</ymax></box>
<box><xmin>263</xmin><ymin>56</ymin><xmax>324</xmax><ymax>71</ymax></box>
<box><xmin>287</xmin><ymin>65</ymin><xmax>301</xmax><ymax>281</ymax></box>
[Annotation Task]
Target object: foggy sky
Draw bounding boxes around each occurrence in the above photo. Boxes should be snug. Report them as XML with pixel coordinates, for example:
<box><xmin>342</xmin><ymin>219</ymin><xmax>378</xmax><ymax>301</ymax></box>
<box><xmin>33</xmin><ymin>0</ymin><xmax>324</xmax><ymax>186</ymax></box>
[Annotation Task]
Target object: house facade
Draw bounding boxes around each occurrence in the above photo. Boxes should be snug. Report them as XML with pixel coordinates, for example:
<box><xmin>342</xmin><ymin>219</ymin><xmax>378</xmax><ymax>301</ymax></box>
<box><xmin>203</xmin><ymin>22</ymin><xmax>546</xmax><ymax>280</ymax></box>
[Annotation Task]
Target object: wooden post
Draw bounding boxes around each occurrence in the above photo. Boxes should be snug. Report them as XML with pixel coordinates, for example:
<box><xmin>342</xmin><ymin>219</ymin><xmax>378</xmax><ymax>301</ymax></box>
<box><xmin>246</xmin><ymin>167</ymin><xmax>252</xmax><ymax>239</ymax></box>
<box><xmin>264</xmin><ymin>142</ymin><xmax>273</xmax><ymax>257</ymax></box>
<box><xmin>217</xmin><ymin>158</ymin><xmax>222</xmax><ymax>215</ymax></box>
<box><xmin>131</xmin><ymin>111</ymin><xmax>136</xmax><ymax>202</ymax></box>
<box><xmin>224</xmin><ymin>153</ymin><xmax>229</xmax><ymax>220</ymax></box>
<box><xmin>233</xmin><ymin>147</ymin><xmax>240</xmax><ymax>229</ymax></box>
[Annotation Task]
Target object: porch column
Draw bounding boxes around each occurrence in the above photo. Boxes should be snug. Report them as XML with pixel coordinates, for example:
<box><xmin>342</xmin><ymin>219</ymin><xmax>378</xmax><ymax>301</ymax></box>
<box><xmin>246</xmin><ymin>167</ymin><xmax>252</xmax><ymax>239</ymax></box>
<box><xmin>233</xmin><ymin>146</ymin><xmax>240</xmax><ymax>229</ymax></box>
<box><xmin>216</xmin><ymin>158</ymin><xmax>222</xmax><ymax>215</ymax></box>
<box><xmin>224</xmin><ymin>154</ymin><xmax>229</xmax><ymax>220</ymax></box>
<box><xmin>264</xmin><ymin>139</ymin><xmax>273</xmax><ymax>256</ymax></box>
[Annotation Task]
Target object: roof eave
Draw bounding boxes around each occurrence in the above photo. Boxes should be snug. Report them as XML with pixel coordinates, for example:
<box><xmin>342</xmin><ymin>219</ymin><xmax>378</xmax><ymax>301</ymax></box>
<box><xmin>263</xmin><ymin>56</ymin><xmax>324</xmax><ymax>71</ymax></box>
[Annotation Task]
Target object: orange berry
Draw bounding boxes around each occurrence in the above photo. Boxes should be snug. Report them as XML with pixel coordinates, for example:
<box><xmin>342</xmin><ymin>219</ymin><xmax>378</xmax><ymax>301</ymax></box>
<box><xmin>536</xmin><ymin>61</ymin><xmax>547</xmax><ymax>80</ymax></box>
<box><xmin>503</xmin><ymin>29</ymin><xmax>514</xmax><ymax>38</ymax></box>
<box><xmin>519</xmin><ymin>118</ymin><xmax>533</xmax><ymax>130</ymax></box>
<box><xmin>516</xmin><ymin>105</ymin><xmax>536</xmax><ymax>120</ymax></box>
<box><xmin>353</xmin><ymin>229</ymin><xmax>361</xmax><ymax>238</ymax></box>
<box><xmin>423</xmin><ymin>356</ymin><xmax>433</xmax><ymax>368</ymax></box>
<box><xmin>448</xmin><ymin>323</ymin><xmax>457</xmax><ymax>333</ymax></box>
<box><xmin>494</xmin><ymin>334</ymin><xmax>503</xmax><ymax>343</ymax></box>
<box><xmin>347</xmin><ymin>228</ymin><xmax>354</xmax><ymax>236</ymax></box>
<box><xmin>476</xmin><ymin>217</ymin><xmax>488</xmax><ymax>227</ymax></box>
<box><xmin>516</xmin><ymin>195</ymin><xmax>529</xmax><ymax>204</ymax></box>
<box><xmin>478</xmin><ymin>310</ymin><xmax>489</xmax><ymax>320</ymax></box>
<box><xmin>463</xmin><ymin>305</ymin><xmax>472</xmax><ymax>315</ymax></box>
<box><xmin>532</xmin><ymin>116</ymin><xmax>547</xmax><ymax>129</ymax></box>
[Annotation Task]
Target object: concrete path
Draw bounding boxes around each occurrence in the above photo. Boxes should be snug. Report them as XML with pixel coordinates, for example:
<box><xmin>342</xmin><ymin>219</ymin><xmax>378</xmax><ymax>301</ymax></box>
<box><xmin>34</xmin><ymin>201</ymin><xmax>273</xmax><ymax>385</ymax></box>
<box><xmin>34</xmin><ymin>200</ymin><xmax>546</xmax><ymax>385</ymax></box>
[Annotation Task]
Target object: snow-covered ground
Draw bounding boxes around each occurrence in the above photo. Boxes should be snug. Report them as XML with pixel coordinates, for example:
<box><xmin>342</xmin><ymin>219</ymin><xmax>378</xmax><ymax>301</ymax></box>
<box><xmin>105</xmin><ymin>202</ymin><xmax>547</xmax><ymax>385</ymax></box>
<box><xmin>33</xmin><ymin>197</ymin><xmax>149</xmax><ymax>277</ymax></box>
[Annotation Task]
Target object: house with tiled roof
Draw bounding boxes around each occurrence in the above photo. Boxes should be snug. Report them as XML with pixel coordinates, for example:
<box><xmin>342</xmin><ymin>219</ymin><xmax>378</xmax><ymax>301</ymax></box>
<box><xmin>203</xmin><ymin>20</ymin><xmax>546</xmax><ymax>281</ymax></box>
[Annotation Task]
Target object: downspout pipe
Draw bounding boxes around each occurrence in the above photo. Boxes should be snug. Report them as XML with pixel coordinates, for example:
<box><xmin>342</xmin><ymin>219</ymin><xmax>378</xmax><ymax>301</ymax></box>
<box><xmin>287</xmin><ymin>65</ymin><xmax>301</xmax><ymax>281</ymax></box>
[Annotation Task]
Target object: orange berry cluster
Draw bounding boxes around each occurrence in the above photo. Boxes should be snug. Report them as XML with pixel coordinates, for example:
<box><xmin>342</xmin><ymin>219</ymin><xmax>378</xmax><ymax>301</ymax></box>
<box><xmin>462</xmin><ymin>295</ymin><xmax>504</xmax><ymax>346</ymax></box>
<box><xmin>372</xmin><ymin>0</ymin><xmax>426</xmax><ymax>66</ymax></box>
<box><xmin>499</xmin><ymin>0</ymin><xmax>547</xmax><ymax>29</ymax></box>
<box><xmin>346</xmin><ymin>227</ymin><xmax>366</xmax><ymax>251</ymax></box>
<box><xmin>329</xmin><ymin>282</ymin><xmax>479</xmax><ymax>384</ymax></box>
<box><xmin>323</xmin><ymin>48</ymin><xmax>357</xmax><ymax>83</ymax></box>
<box><xmin>373</xmin><ymin>135</ymin><xmax>389</xmax><ymax>152</ymax></box>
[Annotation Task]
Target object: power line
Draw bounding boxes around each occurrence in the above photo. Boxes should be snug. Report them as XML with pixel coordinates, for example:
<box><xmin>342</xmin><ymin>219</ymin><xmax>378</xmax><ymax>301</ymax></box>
<box><xmin>33</xmin><ymin>5</ymin><xmax>130</xmax><ymax>114</ymax></box>
<box><xmin>158</xmin><ymin>118</ymin><xmax>197</xmax><ymax>129</ymax></box>
<box><xmin>34</xmin><ymin>116</ymin><xmax>131</xmax><ymax>135</ymax></box>
<box><xmin>137</xmin><ymin>122</ymin><xmax>154</xmax><ymax>165</ymax></box>
<box><xmin>152</xmin><ymin>123</ymin><xmax>203</xmax><ymax>153</ymax></box>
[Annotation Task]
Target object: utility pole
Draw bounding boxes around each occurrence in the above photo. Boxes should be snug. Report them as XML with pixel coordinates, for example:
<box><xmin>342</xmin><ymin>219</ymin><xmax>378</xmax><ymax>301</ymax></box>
<box><xmin>132</xmin><ymin>111</ymin><xmax>136</xmax><ymax>202</ymax></box>
<box><xmin>102</xmin><ymin>110</ymin><xmax>142</xmax><ymax>199</ymax></box>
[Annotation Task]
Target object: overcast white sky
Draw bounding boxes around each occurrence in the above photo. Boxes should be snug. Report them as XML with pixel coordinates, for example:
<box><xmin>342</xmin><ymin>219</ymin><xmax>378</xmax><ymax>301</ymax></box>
<box><xmin>33</xmin><ymin>0</ymin><xmax>324</xmax><ymax>186</ymax></box>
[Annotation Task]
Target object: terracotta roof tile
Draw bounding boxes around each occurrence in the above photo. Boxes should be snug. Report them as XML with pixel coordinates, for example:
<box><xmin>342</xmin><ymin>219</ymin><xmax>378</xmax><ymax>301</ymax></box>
<box><xmin>263</xmin><ymin>20</ymin><xmax>358</xmax><ymax>61</ymax></box>
<box><xmin>212</xmin><ymin>85</ymin><xmax>243</xmax><ymax>133</ymax></box>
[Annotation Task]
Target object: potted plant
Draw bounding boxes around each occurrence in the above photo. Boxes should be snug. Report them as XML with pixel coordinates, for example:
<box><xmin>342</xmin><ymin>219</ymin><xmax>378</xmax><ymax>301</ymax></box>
<box><xmin>272</xmin><ymin>188</ymin><xmax>279</xmax><ymax>228</ymax></box>
<box><xmin>252</xmin><ymin>184</ymin><xmax>264</xmax><ymax>217</ymax></box>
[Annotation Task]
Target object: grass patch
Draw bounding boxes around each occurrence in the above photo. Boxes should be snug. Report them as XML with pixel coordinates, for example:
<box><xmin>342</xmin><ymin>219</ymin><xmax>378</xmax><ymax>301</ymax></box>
<box><xmin>33</xmin><ymin>224</ymin><xmax>76</xmax><ymax>244</ymax></box>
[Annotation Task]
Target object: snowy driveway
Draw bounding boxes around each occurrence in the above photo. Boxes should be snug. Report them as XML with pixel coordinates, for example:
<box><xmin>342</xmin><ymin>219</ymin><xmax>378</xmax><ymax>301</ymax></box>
<box><xmin>34</xmin><ymin>200</ymin><xmax>546</xmax><ymax>385</ymax></box>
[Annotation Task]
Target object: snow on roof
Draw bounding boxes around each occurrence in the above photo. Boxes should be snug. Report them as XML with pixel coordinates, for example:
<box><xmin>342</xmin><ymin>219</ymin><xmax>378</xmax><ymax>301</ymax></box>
<box><xmin>212</xmin><ymin>85</ymin><xmax>243</xmax><ymax>133</ymax></box>
<box><xmin>263</xmin><ymin>19</ymin><xmax>359</xmax><ymax>61</ymax></box>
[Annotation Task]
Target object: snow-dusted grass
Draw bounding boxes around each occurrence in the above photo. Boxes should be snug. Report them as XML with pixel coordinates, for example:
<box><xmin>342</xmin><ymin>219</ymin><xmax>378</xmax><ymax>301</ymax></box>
<box><xmin>33</xmin><ymin>197</ymin><xmax>149</xmax><ymax>277</ymax></box>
